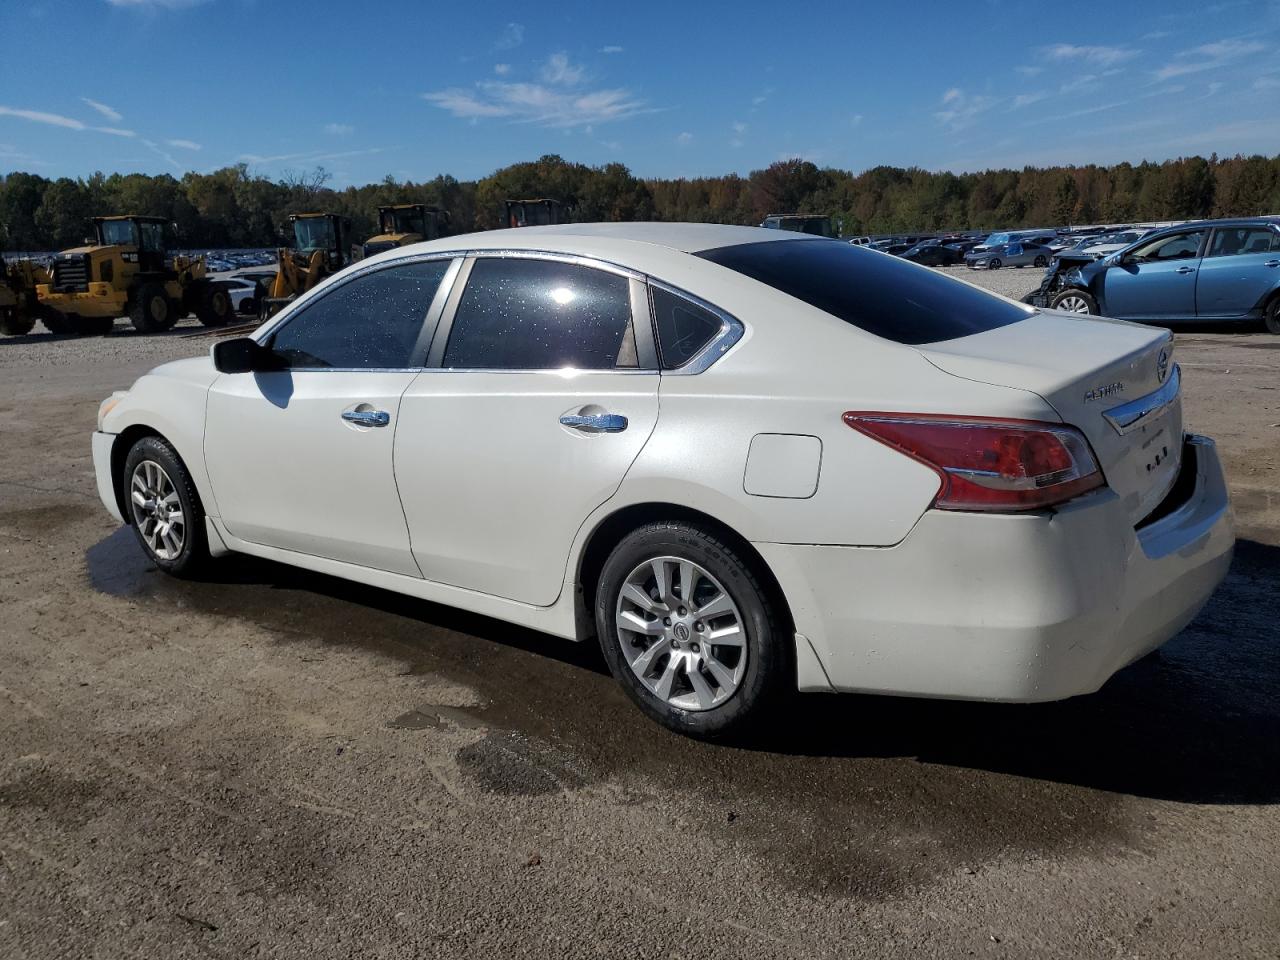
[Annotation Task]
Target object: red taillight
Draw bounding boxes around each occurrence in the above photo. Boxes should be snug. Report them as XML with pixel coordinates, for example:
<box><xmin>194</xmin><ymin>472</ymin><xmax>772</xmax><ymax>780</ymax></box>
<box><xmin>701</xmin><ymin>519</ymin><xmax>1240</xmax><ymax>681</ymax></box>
<box><xmin>843</xmin><ymin>412</ymin><xmax>1105</xmax><ymax>512</ymax></box>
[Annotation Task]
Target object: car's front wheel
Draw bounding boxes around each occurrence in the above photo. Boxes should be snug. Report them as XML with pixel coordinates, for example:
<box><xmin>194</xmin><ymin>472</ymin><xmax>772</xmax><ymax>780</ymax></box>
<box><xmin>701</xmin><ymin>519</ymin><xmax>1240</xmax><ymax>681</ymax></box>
<box><xmin>988</xmin><ymin>258</ymin><xmax>1002</xmax><ymax>270</ymax></box>
<box><xmin>1051</xmin><ymin>288</ymin><xmax>1099</xmax><ymax>315</ymax></box>
<box><xmin>595</xmin><ymin>521</ymin><xmax>790</xmax><ymax>739</ymax></box>
<box><xmin>1034</xmin><ymin>254</ymin><xmax>1048</xmax><ymax>267</ymax></box>
<box><xmin>123</xmin><ymin>435</ymin><xmax>209</xmax><ymax>576</ymax></box>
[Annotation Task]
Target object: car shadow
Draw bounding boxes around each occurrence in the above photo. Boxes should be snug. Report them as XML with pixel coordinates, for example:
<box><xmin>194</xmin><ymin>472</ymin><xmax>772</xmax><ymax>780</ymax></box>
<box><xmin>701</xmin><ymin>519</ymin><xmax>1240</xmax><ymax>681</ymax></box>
<box><xmin>86</xmin><ymin>529</ymin><xmax>1280</xmax><ymax>807</ymax></box>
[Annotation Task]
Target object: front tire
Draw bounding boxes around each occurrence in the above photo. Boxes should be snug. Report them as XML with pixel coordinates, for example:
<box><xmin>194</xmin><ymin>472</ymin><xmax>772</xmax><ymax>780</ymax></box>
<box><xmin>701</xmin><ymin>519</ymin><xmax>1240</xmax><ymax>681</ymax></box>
<box><xmin>595</xmin><ymin>521</ymin><xmax>790</xmax><ymax>739</ymax></box>
<box><xmin>988</xmin><ymin>258</ymin><xmax>1002</xmax><ymax>270</ymax></box>
<box><xmin>1265</xmin><ymin>296</ymin><xmax>1280</xmax><ymax>335</ymax></box>
<box><xmin>123</xmin><ymin>436</ymin><xmax>209</xmax><ymax>577</ymax></box>
<box><xmin>1033</xmin><ymin>254</ymin><xmax>1048</xmax><ymax>267</ymax></box>
<box><xmin>0</xmin><ymin>308</ymin><xmax>36</xmax><ymax>336</ymax></box>
<box><xmin>129</xmin><ymin>283</ymin><xmax>173</xmax><ymax>334</ymax></box>
<box><xmin>1051</xmin><ymin>288</ymin><xmax>1099</xmax><ymax>315</ymax></box>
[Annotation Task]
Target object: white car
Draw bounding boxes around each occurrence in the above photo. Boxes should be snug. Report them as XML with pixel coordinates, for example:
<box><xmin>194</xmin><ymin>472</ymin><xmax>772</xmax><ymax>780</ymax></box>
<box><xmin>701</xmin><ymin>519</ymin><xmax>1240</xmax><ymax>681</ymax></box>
<box><xmin>91</xmin><ymin>223</ymin><xmax>1234</xmax><ymax>738</ymax></box>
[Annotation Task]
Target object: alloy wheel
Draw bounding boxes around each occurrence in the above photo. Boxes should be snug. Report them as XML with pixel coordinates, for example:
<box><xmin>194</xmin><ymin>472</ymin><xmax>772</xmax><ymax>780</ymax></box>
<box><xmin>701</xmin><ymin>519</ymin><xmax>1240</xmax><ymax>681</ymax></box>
<box><xmin>1057</xmin><ymin>294</ymin><xmax>1092</xmax><ymax>314</ymax></box>
<box><xmin>614</xmin><ymin>556</ymin><xmax>747</xmax><ymax>712</ymax></box>
<box><xmin>129</xmin><ymin>460</ymin><xmax>186</xmax><ymax>560</ymax></box>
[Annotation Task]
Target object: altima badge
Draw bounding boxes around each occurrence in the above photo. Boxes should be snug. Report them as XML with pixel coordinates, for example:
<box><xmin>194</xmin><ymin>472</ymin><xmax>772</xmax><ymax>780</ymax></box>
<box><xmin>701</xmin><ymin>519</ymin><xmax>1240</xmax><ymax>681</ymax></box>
<box><xmin>1084</xmin><ymin>382</ymin><xmax>1125</xmax><ymax>402</ymax></box>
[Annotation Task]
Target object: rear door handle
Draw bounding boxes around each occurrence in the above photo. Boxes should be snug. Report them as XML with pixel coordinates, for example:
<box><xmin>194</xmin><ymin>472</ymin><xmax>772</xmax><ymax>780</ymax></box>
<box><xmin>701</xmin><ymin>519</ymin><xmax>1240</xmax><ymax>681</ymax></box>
<box><xmin>559</xmin><ymin>413</ymin><xmax>628</xmax><ymax>433</ymax></box>
<box><xmin>1264</xmin><ymin>259</ymin><xmax>1280</xmax><ymax>268</ymax></box>
<box><xmin>1175</xmin><ymin>266</ymin><xmax>1196</xmax><ymax>274</ymax></box>
<box><xmin>341</xmin><ymin>409</ymin><xmax>390</xmax><ymax>427</ymax></box>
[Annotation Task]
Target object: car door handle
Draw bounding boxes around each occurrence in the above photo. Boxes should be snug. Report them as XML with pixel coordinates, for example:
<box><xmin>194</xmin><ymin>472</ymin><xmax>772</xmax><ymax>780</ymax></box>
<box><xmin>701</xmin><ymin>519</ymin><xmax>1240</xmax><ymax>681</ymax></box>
<box><xmin>559</xmin><ymin>413</ymin><xmax>628</xmax><ymax>433</ymax></box>
<box><xmin>1265</xmin><ymin>259</ymin><xmax>1280</xmax><ymax>268</ymax></box>
<box><xmin>341</xmin><ymin>409</ymin><xmax>390</xmax><ymax>427</ymax></box>
<box><xmin>1175</xmin><ymin>266</ymin><xmax>1196</xmax><ymax>274</ymax></box>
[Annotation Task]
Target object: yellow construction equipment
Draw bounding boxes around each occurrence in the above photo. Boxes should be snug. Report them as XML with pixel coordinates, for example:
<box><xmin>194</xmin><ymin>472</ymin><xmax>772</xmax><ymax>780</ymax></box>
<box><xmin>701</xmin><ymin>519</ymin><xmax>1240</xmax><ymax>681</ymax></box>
<box><xmin>361</xmin><ymin>204</ymin><xmax>450</xmax><ymax>257</ymax></box>
<box><xmin>0</xmin><ymin>254</ymin><xmax>52</xmax><ymax>336</ymax></box>
<box><xmin>503</xmin><ymin>198</ymin><xmax>572</xmax><ymax>228</ymax></box>
<box><xmin>36</xmin><ymin>215</ymin><xmax>233</xmax><ymax>335</ymax></box>
<box><xmin>261</xmin><ymin>212</ymin><xmax>355</xmax><ymax>320</ymax></box>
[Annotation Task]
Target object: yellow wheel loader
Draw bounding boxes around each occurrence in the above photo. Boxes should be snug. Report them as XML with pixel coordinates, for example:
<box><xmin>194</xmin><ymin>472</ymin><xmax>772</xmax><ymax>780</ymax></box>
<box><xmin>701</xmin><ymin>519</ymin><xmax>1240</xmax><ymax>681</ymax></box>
<box><xmin>361</xmin><ymin>204</ymin><xmax>450</xmax><ymax>258</ymax></box>
<box><xmin>261</xmin><ymin>213</ymin><xmax>356</xmax><ymax>320</ymax></box>
<box><xmin>0</xmin><ymin>254</ymin><xmax>52</xmax><ymax>337</ymax></box>
<box><xmin>36</xmin><ymin>216</ymin><xmax>234</xmax><ymax>335</ymax></box>
<box><xmin>503</xmin><ymin>198</ymin><xmax>572</xmax><ymax>228</ymax></box>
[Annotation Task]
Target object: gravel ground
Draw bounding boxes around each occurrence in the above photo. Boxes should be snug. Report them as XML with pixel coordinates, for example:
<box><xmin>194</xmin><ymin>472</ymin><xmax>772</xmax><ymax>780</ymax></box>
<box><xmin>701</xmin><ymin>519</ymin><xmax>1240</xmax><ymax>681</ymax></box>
<box><xmin>1</xmin><ymin>282</ymin><xmax>1279</xmax><ymax>958</ymax></box>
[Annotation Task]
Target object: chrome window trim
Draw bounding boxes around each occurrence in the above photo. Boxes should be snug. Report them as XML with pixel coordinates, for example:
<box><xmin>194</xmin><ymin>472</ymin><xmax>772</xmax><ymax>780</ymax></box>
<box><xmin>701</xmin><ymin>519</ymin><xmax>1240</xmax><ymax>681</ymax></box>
<box><xmin>464</xmin><ymin>248</ymin><xmax>646</xmax><ymax>282</ymax></box>
<box><xmin>1103</xmin><ymin>363</ymin><xmax>1181</xmax><ymax>435</ymax></box>
<box><xmin>647</xmin><ymin>278</ymin><xmax>745</xmax><ymax>375</ymax></box>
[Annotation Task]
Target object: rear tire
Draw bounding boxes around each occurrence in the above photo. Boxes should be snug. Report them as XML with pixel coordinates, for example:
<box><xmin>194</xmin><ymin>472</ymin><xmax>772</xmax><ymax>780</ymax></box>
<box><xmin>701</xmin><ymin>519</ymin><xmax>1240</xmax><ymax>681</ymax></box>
<box><xmin>595</xmin><ymin>521</ymin><xmax>790</xmax><ymax>739</ymax></box>
<box><xmin>1265</xmin><ymin>296</ymin><xmax>1280</xmax><ymax>335</ymax></box>
<box><xmin>122</xmin><ymin>435</ymin><xmax>209</xmax><ymax>577</ymax></box>
<box><xmin>0</xmin><ymin>308</ymin><xmax>36</xmax><ymax>336</ymax></box>
<box><xmin>129</xmin><ymin>283</ymin><xmax>172</xmax><ymax>334</ymax></box>
<box><xmin>1051</xmin><ymin>288</ymin><xmax>1099</xmax><ymax>315</ymax></box>
<box><xmin>195</xmin><ymin>285</ymin><xmax>233</xmax><ymax>327</ymax></box>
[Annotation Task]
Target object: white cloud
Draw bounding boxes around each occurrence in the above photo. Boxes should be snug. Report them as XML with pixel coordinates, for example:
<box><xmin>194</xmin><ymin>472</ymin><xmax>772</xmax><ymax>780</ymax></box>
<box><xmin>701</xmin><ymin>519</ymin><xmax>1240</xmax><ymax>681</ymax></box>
<box><xmin>541</xmin><ymin>52</ymin><xmax>585</xmax><ymax>85</ymax></box>
<box><xmin>1015</xmin><ymin>65</ymin><xmax>1044</xmax><ymax>77</ymax></box>
<box><xmin>676</xmin><ymin>131</ymin><xmax>693</xmax><ymax>144</ymax></box>
<box><xmin>850</xmin><ymin>113</ymin><xmax>863</xmax><ymax>127</ymax></box>
<box><xmin>1254</xmin><ymin>75</ymin><xmax>1280</xmax><ymax>90</ymax></box>
<box><xmin>1011</xmin><ymin>91</ymin><xmax>1049</xmax><ymax>109</ymax></box>
<box><xmin>1043</xmin><ymin>43</ymin><xmax>1140</xmax><ymax>67</ymax></box>
<box><xmin>493</xmin><ymin>22</ymin><xmax>523</xmax><ymax>50</ymax></box>
<box><xmin>934</xmin><ymin>89</ymin><xmax>995</xmax><ymax>131</ymax></box>
<box><xmin>81</xmin><ymin>97</ymin><xmax>122</xmax><ymax>121</ymax></box>
<box><xmin>493</xmin><ymin>63</ymin><xmax>511</xmax><ymax>75</ymax></box>
<box><xmin>732</xmin><ymin>120</ymin><xmax>748</xmax><ymax>134</ymax></box>
<box><xmin>423</xmin><ymin>78</ymin><xmax>652</xmax><ymax>128</ymax></box>
<box><xmin>1153</xmin><ymin>38</ymin><xmax>1267</xmax><ymax>80</ymax></box>
<box><xmin>166</xmin><ymin>138</ymin><xmax>201</xmax><ymax>149</ymax></box>
<box><xmin>323</xmin><ymin>122</ymin><xmax>353</xmax><ymax>136</ymax></box>
<box><xmin>239</xmin><ymin>146</ymin><xmax>385</xmax><ymax>165</ymax></box>
<box><xmin>142</xmin><ymin>138</ymin><xmax>181</xmax><ymax>170</ymax></box>
<box><xmin>0</xmin><ymin>105</ymin><xmax>134</xmax><ymax>137</ymax></box>
<box><xmin>600</xmin><ymin>45</ymin><xmax>623</xmax><ymax>54</ymax></box>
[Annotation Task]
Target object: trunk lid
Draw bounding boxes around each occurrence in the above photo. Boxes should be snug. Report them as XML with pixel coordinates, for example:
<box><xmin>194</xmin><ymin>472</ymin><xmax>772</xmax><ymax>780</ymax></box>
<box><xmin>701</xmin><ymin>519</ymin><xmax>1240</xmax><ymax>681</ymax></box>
<box><xmin>917</xmin><ymin>312</ymin><xmax>1180</xmax><ymax>524</ymax></box>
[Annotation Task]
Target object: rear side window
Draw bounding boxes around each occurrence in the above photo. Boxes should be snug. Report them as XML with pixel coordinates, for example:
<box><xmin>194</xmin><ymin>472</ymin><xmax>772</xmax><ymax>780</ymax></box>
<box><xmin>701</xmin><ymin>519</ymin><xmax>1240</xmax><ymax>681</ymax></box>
<box><xmin>443</xmin><ymin>258</ymin><xmax>635</xmax><ymax>370</ymax></box>
<box><xmin>1208</xmin><ymin>227</ymin><xmax>1279</xmax><ymax>257</ymax></box>
<box><xmin>698</xmin><ymin>239</ymin><xmax>1030</xmax><ymax>345</ymax></box>
<box><xmin>650</xmin><ymin>287</ymin><xmax>723</xmax><ymax>369</ymax></box>
<box><xmin>269</xmin><ymin>259</ymin><xmax>450</xmax><ymax>368</ymax></box>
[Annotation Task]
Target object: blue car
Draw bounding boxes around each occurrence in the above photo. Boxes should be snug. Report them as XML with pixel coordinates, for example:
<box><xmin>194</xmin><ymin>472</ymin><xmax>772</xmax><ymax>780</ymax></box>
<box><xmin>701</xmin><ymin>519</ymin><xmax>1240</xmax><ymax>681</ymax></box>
<box><xmin>1030</xmin><ymin>218</ymin><xmax>1280</xmax><ymax>333</ymax></box>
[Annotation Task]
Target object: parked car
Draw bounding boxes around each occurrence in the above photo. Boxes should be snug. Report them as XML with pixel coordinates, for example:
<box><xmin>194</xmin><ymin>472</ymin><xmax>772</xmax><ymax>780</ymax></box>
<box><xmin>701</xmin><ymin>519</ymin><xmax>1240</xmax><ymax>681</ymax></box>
<box><xmin>1029</xmin><ymin>218</ymin><xmax>1280</xmax><ymax>332</ymax></box>
<box><xmin>900</xmin><ymin>240</ymin><xmax>964</xmax><ymax>266</ymax></box>
<box><xmin>965</xmin><ymin>240</ymin><xmax>1054</xmax><ymax>270</ymax></box>
<box><xmin>209</xmin><ymin>267</ymin><xmax>279</xmax><ymax>316</ymax></box>
<box><xmin>971</xmin><ymin>229</ymin><xmax>1055</xmax><ymax>254</ymax></box>
<box><xmin>91</xmin><ymin>223</ymin><xmax>1233</xmax><ymax>738</ymax></box>
<box><xmin>1064</xmin><ymin>230</ymin><xmax>1151</xmax><ymax>259</ymax></box>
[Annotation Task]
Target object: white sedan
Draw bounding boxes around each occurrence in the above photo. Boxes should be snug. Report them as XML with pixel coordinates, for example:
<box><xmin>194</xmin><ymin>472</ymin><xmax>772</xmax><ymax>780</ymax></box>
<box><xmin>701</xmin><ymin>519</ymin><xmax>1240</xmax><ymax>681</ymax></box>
<box><xmin>91</xmin><ymin>223</ymin><xmax>1234</xmax><ymax>738</ymax></box>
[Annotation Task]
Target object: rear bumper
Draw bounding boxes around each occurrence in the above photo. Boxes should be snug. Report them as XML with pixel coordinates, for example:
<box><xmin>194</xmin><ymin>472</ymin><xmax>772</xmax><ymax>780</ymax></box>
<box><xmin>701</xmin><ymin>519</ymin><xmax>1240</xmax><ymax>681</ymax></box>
<box><xmin>759</xmin><ymin>435</ymin><xmax>1234</xmax><ymax>701</ymax></box>
<box><xmin>92</xmin><ymin>430</ymin><xmax>123</xmax><ymax>523</ymax></box>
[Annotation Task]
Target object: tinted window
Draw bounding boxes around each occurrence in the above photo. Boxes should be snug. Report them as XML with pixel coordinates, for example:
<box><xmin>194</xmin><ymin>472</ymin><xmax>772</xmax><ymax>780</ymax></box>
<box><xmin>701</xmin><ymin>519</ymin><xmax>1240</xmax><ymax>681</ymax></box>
<box><xmin>1209</xmin><ymin>227</ymin><xmax>1279</xmax><ymax>257</ymax></box>
<box><xmin>1130</xmin><ymin>231</ymin><xmax>1205</xmax><ymax>262</ymax></box>
<box><xmin>269</xmin><ymin>259</ymin><xmax>449</xmax><ymax>369</ymax></box>
<box><xmin>698</xmin><ymin>239</ymin><xmax>1030</xmax><ymax>345</ymax></box>
<box><xmin>443</xmin><ymin>258</ymin><xmax>634</xmax><ymax>370</ymax></box>
<box><xmin>650</xmin><ymin>287</ymin><xmax>724</xmax><ymax>368</ymax></box>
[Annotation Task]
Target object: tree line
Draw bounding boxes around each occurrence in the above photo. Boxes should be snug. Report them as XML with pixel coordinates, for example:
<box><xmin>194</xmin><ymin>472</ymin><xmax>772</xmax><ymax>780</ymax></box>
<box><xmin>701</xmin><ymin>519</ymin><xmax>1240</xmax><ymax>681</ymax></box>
<box><xmin>2</xmin><ymin>152</ymin><xmax>1278</xmax><ymax>252</ymax></box>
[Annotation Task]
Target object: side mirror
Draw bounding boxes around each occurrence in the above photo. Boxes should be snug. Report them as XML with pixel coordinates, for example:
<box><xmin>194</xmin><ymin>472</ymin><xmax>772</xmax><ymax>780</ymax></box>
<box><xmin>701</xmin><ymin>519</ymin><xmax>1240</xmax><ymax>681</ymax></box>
<box><xmin>213</xmin><ymin>337</ymin><xmax>278</xmax><ymax>374</ymax></box>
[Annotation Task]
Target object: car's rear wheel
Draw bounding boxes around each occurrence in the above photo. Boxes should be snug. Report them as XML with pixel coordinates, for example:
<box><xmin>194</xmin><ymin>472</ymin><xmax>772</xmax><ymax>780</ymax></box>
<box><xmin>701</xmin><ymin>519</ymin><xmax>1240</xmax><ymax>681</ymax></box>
<box><xmin>988</xmin><ymin>258</ymin><xmax>1002</xmax><ymax>270</ymax></box>
<box><xmin>123</xmin><ymin>436</ymin><xmax>209</xmax><ymax>576</ymax></box>
<box><xmin>1051</xmin><ymin>289</ymin><xmax>1099</xmax><ymax>315</ymax></box>
<box><xmin>595</xmin><ymin>521</ymin><xmax>790</xmax><ymax>739</ymax></box>
<box><xmin>1264</xmin><ymin>296</ymin><xmax>1280</xmax><ymax>335</ymax></box>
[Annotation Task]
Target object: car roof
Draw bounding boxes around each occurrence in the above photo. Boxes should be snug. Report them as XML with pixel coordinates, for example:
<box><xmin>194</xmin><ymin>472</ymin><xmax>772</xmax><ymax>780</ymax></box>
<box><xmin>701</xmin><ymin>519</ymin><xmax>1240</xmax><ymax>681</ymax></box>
<box><xmin>452</xmin><ymin>221</ymin><xmax>826</xmax><ymax>254</ymax></box>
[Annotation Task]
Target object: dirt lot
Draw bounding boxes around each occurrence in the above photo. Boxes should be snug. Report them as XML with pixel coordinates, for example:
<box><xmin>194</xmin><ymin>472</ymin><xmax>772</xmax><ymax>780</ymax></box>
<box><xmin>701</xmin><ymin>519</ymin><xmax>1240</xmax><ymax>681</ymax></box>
<box><xmin>1</xmin><ymin>282</ymin><xmax>1278</xmax><ymax>957</ymax></box>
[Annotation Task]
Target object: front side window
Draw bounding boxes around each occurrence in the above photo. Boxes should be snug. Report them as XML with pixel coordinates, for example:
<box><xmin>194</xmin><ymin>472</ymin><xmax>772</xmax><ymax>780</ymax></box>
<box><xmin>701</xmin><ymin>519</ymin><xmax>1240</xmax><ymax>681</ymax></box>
<box><xmin>1129</xmin><ymin>231</ymin><xmax>1205</xmax><ymax>262</ymax></box>
<box><xmin>99</xmin><ymin>220</ymin><xmax>136</xmax><ymax>246</ymax></box>
<box><xmin>442</xmin><ymin>258</ymin><xmax>635</xmax><ymax>370</ymax></box>
<box><xmin>294</xmin><ymin>218</ymin><xmax>336</xmax><ymax>253</ymax></box>
<box><xmin>1208</xmin><ymin>227</ymin><xmax>1279</xmax><ymax>257</ymax></box>
<box><xmin>268</xmin><ymin>259</ymin><xmax>450</xmax><ymax>369</ymax></box>
<box><xmin>139</xmin><ymin>222</ymin><xmax>165</xmax><ymax>252</ymax></box>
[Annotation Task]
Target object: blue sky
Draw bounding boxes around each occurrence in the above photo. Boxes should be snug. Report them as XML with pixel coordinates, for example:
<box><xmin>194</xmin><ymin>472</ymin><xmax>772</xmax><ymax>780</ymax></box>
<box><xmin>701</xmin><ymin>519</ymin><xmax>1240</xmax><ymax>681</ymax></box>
<box><xmin>3</xmin><ymin>0</ymin><xmax>1279</xmax><ymax>185</ymax></box>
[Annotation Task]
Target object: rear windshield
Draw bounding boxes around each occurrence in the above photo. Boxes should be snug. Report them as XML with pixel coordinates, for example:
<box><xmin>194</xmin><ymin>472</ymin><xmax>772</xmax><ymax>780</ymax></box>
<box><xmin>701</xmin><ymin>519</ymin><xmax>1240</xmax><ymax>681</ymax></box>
<box><xmin>697</xmin><ymin>239</ymin><xmax>1031</xmax><ymax>345</ymax></box>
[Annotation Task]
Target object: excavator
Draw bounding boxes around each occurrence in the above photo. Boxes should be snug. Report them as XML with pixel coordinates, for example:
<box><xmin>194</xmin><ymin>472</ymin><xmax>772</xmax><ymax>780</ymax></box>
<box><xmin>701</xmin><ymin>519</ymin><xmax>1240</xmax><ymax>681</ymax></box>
<box><xmin>261</xmin><ymin>212</ymin><xmax>356</xmax><ymax>320</ymax></box>
<box><xmin>0</xmin><ymin>254</ymin><xmax>51</xmax><ymax>336</ymax></box>
<box><xmin>361</xmin><ymin>204</ymin><xmax>450</xmax><ymax>257</ymax></box>
<box><xmin>36</xmin><ymin>215</ymin><xmax>233</xmax><ymax>334</ymax></box>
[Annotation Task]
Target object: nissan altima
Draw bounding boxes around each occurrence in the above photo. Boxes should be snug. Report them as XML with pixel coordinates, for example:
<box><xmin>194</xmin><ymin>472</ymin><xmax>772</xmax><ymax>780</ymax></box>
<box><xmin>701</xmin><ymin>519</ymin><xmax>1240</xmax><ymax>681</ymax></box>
<box><xmin>91</xmin><ymin>223</ymin><xmax>1234</xmax><ymax>738</ymax></box>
